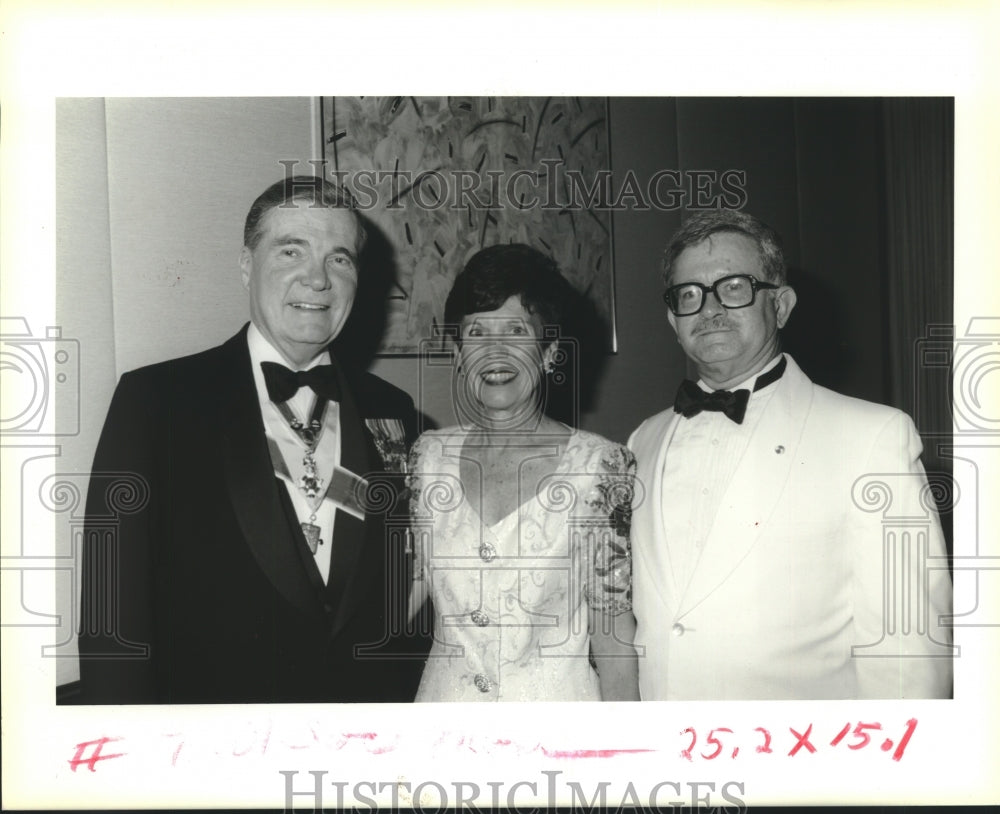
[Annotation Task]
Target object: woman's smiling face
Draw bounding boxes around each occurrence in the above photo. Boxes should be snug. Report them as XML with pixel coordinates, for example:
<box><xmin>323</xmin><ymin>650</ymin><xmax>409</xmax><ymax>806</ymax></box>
<box><xmin>458</xmin><ymin>294</ymin><xmax>555</xmax><ymax>424</ymax></box>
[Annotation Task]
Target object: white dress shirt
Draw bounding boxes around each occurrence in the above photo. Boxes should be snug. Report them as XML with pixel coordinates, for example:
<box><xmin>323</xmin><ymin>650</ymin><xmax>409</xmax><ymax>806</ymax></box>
<box><xmin>247</xmin><ymin>323</ymin><xmax>340</xmax><ymax>583</ymax></box>
<box><xmin>659</xmin><ymin>354</ymin><xmax>784</xmax><ymax>603</ymax></box>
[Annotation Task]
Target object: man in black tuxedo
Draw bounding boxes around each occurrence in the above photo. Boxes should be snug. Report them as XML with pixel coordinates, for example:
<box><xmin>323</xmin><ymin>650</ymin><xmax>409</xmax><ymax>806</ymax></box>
<box><xmin>77</xmin><ymin>176</ymin><xmax>425</xmax><ymax>703</ymax></box>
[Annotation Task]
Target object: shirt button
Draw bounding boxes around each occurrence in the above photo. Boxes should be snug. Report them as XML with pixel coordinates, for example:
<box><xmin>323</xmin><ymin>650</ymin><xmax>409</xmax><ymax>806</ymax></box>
<box><xmin>470</xmin><ymin>610</ymin><xmax>490</xmax><ymax>626</ymax></box>
<box><xmin>712</xmin><ymin>438</ymin><xmax>720</xmax><ymax>446</ymax></box>
<box><xmin>672</xmin><ymin>623</ymin><xmax>685</xmax><ymax>637</ymax></box>
<box><xmin>479</xmin><ymin>543</ymin><xmax>497</xmax><ymax>562</ymax></box>
<box><xmin>473</xmin><ymin>674</ymin><xmax>494</xmax><ymax>693</ymax></box>
<box><xmin>701</xmin><ymin>487</ymin><xmax>709</xmax><ymax>496</ymax></box>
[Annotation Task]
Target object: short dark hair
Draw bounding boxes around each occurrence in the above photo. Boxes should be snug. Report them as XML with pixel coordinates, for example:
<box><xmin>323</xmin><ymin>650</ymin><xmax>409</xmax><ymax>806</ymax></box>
<box><xmin>663</xmin><ymin>210</ymin><xmax>786</xmax><ymax>285</ymax></box>
<box><xmin>243</xmin><ymin>175</ymin><xmax>366</xmax><ymax>252</ymax></box>
<box><xmin>444</xmin><ymin>244</ymin><xmax>574</xmax><ymax>340</ymax></box>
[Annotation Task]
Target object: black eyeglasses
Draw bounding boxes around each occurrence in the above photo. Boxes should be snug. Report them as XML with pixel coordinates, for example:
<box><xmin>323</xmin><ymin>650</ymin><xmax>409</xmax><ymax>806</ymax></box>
<box><xmin>664</xmin><ymin>274</ymin><xmax>780</xmax><ymax>316</ymax></box>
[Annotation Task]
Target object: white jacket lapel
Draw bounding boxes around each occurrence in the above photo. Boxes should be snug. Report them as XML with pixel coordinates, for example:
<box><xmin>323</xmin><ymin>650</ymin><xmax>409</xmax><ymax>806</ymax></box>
<box><xmin>631</xmin><ymin>409</ymin><xmax>685</xmax><ymax>608</ymax></box>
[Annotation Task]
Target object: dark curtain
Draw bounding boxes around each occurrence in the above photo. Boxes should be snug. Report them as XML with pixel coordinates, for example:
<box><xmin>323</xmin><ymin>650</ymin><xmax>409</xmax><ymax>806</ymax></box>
<box><xmin>881</xmin><ymin>98</ymin><xmax>954</xmax><ymax>549</ymax></box>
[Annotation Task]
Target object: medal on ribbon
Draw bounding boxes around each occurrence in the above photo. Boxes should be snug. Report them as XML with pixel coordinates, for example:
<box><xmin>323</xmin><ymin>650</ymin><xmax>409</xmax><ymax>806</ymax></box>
<box><xmin>298</xmin><ymin>452</ymin><xmax>325</xmax><ymax>500</ymax></box>
<box><xmin>300</xmin><ymin>520</ymin><xmax>322</xmax><ymax>554</ymax></box>
<box><xmin>276</xmin><ymin>400</ymin><xmax>330</xmax><ymax>554</ymax></box>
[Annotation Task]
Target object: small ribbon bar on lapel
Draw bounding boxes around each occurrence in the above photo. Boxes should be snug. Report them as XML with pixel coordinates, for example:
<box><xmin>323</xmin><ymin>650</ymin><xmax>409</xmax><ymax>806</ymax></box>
<box><xmin>261</xmin><ymin>361</ymin><xmax>341</xmax><ymax>404</ymax></box>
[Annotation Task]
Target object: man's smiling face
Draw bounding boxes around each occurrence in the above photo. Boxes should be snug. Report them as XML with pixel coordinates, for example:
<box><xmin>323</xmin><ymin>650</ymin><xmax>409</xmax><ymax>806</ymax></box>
<box><xmin>240</xmin><ymin>202</ymin><xmax>361</xmax><ymax>367</ymax></box>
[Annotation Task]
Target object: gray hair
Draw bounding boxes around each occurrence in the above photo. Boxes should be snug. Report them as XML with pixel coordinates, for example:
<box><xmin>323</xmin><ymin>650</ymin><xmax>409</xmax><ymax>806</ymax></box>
<box><xmin>663</xmin><ymin>210</ymin><xmax>786</xmax><ymax>285</ymax></box>
<box><xmin>243</xmin><ymin>175</ymin><xmax>366</xmax><ymax>253</ymax></box>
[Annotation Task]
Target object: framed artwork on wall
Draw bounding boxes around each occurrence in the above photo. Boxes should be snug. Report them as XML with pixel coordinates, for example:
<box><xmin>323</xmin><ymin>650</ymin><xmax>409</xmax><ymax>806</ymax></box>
<box><xmin>321</xmin><ymin>96</ymin><xmax>616</xmax><ymax>354</ymax></box>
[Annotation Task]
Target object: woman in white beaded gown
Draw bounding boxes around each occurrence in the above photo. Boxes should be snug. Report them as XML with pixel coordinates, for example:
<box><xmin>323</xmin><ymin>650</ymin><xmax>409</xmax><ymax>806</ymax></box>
<box><xmin>407</xmin><ymin>244</ymin><xmax>639</xmax><ymax>701</ymax></box>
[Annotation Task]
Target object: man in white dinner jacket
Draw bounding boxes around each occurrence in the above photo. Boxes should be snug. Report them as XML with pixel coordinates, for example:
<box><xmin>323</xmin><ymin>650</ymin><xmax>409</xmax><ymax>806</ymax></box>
<box><xmin>628</xmin><ymin>210</ymin><xmax>953</xmax><ymax>700</ymax></box>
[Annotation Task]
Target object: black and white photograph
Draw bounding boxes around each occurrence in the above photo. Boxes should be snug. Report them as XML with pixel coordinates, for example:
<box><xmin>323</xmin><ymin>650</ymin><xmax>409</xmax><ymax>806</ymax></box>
<box><xmin>2</xmin><ymin>2</ymin><xmax>998</xmax><ymax>810</ymax></box>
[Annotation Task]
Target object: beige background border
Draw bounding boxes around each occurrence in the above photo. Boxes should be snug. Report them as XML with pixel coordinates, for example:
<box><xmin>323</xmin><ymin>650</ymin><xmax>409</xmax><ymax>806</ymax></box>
<box><xmin>2</xmin><ymin>0</ymin><xmax>998</xmax><ymax>809</ymax></box>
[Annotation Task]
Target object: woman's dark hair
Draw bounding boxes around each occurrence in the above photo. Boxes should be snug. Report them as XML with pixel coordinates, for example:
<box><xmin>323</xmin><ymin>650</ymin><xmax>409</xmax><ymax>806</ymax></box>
<box><xmin>444</xmin><ymin>243</ymin><xmax>575</xmax><ymax>339</ymax></box>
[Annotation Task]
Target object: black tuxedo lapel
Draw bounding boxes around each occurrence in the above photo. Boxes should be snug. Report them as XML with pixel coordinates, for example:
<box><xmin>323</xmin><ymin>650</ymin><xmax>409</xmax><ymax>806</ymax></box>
<box><xmin>219</xmin><ymin>329</ymin><xmax>320</xmax><ymax>618</ymax></box>
<box><xmin>325</xmin><ymin>354</ymin><xmax>382</xmax><ymax>638</ymax></box>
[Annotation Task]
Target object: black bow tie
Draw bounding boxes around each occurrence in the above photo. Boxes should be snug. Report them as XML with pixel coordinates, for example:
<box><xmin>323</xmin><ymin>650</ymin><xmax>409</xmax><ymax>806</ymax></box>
<box><xmin>674</xmin><ymin>381</ymin><xmax>751</xmax><ymax>423</ymax></box>
<box><xmin>674</xmin><ymin>356</ymin><xmax>787</xmax><ymax>425</ymax></box>
<box><xmin>261</xmin><ymin>361</ymin><xmax>341</xmax><ymax>404</ymax></box>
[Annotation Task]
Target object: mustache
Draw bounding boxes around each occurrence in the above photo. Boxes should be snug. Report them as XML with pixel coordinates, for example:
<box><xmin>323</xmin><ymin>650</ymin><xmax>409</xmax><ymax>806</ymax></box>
<box><xmin>692</xmin><ymin>317</ymin><xmax>732</xmax><ymax>335</ymax></box>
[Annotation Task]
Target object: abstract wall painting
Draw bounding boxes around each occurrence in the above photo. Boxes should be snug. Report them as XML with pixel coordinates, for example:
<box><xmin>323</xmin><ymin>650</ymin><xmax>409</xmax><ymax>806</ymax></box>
<box><xmin>322</xmin><ymin>96</ymin><xmax>615</xmax><ymax>354</ymax></box>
